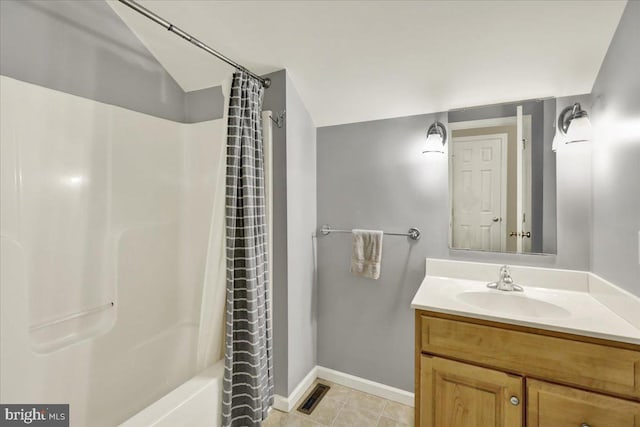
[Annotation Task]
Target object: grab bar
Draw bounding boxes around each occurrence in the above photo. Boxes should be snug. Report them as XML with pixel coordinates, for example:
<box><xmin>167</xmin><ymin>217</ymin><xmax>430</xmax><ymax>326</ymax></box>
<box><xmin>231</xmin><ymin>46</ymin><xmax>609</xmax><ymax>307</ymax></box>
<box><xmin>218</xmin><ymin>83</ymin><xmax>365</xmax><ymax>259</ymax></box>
<box><xmin>320</xmin><ymin>224</ymin><xmax>421</xmax><ymax>241</ymax></box>
<box><xmin>29</xmin><ymin>301</ymin><xmax>115</xmax><ymax>332</ymax></box>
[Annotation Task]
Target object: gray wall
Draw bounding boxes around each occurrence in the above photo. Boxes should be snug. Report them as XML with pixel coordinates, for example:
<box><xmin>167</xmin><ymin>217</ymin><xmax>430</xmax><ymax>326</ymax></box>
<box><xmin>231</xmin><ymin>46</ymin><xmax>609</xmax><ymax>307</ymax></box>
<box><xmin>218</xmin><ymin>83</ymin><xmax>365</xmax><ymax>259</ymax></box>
<box><xmin>263</xmin><ymin>70</ymin><xmax>318</xmax><ymax>396</ymax></box>
<box><xmin>285</xmin><ymin>74</ymin><xmax>317</xmax><ymax>393</ymax></box>
<box><xmin>0</xmin><ymin>0</ymin><xmax>223</xmax><ymax>123</ymax></box>
<box><xmin>184</xmin><ymin>86</ymin><xmax>225</xmax><ymax>123</ymax></box>
<box><xmin>553</xmin><ymin>94</ymin><xmax>593</xmax><ymax>272</ymax></box>
<box><xmin>316</xmin><ymin>95</ymin><xmax>592</xmax><ymax>392</ymax></box>
<box><xmin>317</xmin><ymin>112</ymin><xmax>447</xmax><ymax>393</ymax></box>
<box><xmin>590</xmin><ymin>0</ymin><xmax>640</xmax><ymax>296</ymax></box>
<box><xmin>262</xmin><ymin>70</ymin><xmax>289</xmax><ymax>396</ymax></box>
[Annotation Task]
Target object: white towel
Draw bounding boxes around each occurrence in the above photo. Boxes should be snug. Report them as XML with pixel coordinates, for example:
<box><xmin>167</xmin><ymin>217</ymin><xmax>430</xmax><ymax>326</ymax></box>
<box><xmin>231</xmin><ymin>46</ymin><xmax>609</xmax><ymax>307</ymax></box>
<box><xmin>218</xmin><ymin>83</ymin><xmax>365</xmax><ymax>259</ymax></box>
<box><xmin>350</xmin><ymin>229</ymin><xmax>383</xmax><ymax>280</ymax></box>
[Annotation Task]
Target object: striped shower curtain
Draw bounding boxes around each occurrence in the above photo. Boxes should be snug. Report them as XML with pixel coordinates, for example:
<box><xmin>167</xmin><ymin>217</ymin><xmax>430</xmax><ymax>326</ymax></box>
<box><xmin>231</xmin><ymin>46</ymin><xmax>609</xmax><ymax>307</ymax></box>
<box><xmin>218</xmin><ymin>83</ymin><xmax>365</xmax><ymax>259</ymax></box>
<box><xmin>222</xmin><ymin>71</ymin><xmax>274</xmax><ymax>427</ymax></box>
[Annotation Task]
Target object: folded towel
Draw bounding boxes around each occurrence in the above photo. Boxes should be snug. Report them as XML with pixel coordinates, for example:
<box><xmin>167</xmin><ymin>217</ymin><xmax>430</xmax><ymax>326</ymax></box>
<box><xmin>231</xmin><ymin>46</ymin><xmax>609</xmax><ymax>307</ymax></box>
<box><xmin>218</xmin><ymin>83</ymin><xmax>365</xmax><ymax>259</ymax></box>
<box><xmin>350</xmin><ymin>229</ymin><xmax>383</xmax><ymax>280</ymax></box>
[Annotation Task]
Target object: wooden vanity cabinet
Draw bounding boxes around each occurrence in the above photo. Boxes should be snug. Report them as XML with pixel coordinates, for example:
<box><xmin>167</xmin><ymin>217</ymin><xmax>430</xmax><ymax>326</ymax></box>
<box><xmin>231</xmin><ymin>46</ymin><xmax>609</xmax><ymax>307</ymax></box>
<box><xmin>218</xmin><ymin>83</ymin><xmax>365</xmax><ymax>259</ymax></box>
<box><xmin>419</xmin><ymin>355</ymin><xmax>523</xmax><ymax>427</ymax></box>
<box><xmin>415</xmin><ymin>310</ymin><xmax>640</xmax><ymax>427</ymax></box>
<box><xmin>527</xmin><ymin>379</ymin><xmax>640</xmax><ymax>427</ymax></box>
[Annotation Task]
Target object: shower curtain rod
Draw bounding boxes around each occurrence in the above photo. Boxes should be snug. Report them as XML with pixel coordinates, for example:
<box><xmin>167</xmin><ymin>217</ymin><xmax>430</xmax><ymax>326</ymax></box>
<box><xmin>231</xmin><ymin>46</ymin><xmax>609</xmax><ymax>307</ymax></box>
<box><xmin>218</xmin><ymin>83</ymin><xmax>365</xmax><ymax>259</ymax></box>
<box><xmin>117</xmin><ymin>0</ymin><xmax>270</xmax><ymax>88</ymax></box>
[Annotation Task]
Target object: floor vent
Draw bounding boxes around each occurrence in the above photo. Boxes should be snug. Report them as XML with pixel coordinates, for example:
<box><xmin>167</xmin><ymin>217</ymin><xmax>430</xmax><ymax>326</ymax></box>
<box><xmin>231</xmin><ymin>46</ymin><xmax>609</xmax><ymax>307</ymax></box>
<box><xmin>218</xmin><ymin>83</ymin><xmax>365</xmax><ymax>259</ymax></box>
<box><xmin>297</xmin><ymin>383</ymin><xmax>330</xmax><ymax>415</ymax></box>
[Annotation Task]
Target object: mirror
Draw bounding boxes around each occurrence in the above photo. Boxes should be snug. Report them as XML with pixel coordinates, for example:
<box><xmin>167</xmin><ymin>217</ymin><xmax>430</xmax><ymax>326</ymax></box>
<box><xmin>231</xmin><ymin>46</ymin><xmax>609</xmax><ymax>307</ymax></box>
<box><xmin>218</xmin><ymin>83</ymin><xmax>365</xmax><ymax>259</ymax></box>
<box><xmin>447</xmin><ymin>98</ymin><xmax>557</xmax><ymax>254</ymax></box>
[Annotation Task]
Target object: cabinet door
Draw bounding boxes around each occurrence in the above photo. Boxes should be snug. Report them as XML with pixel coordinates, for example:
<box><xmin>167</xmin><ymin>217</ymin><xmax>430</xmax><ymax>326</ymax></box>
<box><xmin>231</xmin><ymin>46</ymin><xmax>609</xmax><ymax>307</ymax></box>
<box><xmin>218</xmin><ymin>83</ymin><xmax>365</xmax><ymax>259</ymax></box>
<box><xmin>527</xmin><ymin>379</ymin><xmax>640</xmax><ymax>427</ymax></box>
<box><xmin>419</xmin><ymin>355</ymin><xmax>523</xmax><ymax>427</ymax></box>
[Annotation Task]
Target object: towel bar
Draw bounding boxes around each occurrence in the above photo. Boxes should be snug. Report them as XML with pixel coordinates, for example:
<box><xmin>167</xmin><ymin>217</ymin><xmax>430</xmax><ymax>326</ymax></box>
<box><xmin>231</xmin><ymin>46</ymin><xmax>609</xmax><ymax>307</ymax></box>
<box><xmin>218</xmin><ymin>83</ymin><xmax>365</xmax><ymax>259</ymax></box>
<box><xmin>320</xmin><ymin>224</ymin><xmax>421</xmax><ymax>241</ymax></box>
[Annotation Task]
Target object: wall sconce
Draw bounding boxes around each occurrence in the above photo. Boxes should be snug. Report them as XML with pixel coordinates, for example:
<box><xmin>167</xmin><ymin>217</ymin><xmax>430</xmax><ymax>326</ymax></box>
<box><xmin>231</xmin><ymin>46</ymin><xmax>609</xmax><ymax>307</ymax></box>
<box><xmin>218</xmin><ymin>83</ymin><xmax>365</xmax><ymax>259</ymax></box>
<box><xmin>423</xmin><ymin>121</ymin><xmax>447</xmax><ymax>154</ymax></box>
<box><xmin>552</xmin><ymin>102</ymin><xmax>592</xmax><ymax>152</ymax></box>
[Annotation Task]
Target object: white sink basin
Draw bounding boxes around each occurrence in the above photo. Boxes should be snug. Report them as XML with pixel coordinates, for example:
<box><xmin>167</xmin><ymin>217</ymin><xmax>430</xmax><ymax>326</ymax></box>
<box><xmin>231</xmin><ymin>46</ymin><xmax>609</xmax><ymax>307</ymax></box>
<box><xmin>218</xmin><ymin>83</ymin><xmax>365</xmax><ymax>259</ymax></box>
<box><xmin>411</xmin><ymin>263</ymin><xmax>640</xmax><ymax>344</ymax></box>
<box><xmin>456</xmin><ymin>291</ymin><xmax>571</xmax><ymax>319</ymax></box>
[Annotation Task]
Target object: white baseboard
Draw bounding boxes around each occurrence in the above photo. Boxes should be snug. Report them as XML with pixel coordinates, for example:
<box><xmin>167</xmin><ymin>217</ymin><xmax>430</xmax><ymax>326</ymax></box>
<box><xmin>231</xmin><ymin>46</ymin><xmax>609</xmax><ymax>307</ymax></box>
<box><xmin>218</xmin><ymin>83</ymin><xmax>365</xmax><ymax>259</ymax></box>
<box><xmin>273</xmin><ymin>365</ymin><xmax>415</xmax><ymax>412</ymax></box>
<box><xmin>273</xmin><ymin>366</ymin><xmax>318</xmax><ymax>412</ymax></box>
<box><xmin>316</xmin><ymin>366</ymin><xmax>414</xmax><ymax>407</ymax></box>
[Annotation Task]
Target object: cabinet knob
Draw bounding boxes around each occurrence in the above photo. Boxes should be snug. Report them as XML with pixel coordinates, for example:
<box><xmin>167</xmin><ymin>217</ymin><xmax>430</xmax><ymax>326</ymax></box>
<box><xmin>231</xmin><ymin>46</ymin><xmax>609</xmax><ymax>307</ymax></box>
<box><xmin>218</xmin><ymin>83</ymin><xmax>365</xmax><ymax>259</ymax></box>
<box><xmin>580</xmin><ymin>424</ymin><xmax>590</xmax><ymax>427</ymax></box>
<box><xmin>509</xmin><ymin>396</ymin><xmax>520</xmax><ymax>406</ymax></box>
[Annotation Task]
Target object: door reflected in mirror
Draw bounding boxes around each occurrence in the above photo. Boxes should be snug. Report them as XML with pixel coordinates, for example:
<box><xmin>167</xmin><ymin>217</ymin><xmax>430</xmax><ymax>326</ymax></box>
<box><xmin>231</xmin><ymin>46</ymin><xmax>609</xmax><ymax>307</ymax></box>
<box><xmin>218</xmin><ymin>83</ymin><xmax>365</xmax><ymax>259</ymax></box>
<box><xmin>448</xmin><ymin>99</ymin><xmax>557</xmax><ymax>254</ymax></box>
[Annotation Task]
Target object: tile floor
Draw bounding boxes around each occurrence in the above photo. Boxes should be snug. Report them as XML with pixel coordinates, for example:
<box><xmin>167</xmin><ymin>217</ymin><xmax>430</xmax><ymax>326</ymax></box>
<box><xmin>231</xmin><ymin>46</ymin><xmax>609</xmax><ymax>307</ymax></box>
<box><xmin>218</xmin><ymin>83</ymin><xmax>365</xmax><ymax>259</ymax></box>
<box><xmin>263</xmin><ymin>380</ymin><xmax>414</xmax><ymax>427</ymax></box>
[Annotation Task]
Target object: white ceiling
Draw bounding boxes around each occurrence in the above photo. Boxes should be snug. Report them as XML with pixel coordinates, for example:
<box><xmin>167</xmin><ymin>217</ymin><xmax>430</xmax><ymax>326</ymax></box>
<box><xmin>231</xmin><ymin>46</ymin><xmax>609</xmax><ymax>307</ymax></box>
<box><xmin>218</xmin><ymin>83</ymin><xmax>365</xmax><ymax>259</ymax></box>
<box><xmin>109</xmin><ymin>0</ymin><xmax>626</xmax><ymax>127</ymax></box>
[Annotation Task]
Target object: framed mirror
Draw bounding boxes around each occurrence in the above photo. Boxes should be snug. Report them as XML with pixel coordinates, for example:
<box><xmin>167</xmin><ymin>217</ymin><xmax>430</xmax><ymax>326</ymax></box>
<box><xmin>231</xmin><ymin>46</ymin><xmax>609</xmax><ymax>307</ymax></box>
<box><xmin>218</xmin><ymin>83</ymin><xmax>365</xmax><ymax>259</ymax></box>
<box><xmin>447</xmin><ymin>98</ymin><xmax>557</xmax><ymax>254</ymax></box>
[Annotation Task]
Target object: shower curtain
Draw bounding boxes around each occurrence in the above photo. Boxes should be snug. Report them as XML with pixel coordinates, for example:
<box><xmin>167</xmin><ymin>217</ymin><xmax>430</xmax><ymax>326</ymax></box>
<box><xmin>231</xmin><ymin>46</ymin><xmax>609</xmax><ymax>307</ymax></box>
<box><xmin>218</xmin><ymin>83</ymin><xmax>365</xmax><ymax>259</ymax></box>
<box><xmin>222</xmin><ymin>72</ymin><xmax>274</xmax><ymax>427</ymax></box>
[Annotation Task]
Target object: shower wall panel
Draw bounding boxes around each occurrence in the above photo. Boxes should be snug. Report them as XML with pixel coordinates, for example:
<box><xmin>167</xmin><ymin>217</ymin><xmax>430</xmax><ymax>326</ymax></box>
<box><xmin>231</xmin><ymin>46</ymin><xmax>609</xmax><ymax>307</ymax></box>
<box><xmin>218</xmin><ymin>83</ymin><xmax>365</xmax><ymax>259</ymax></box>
<box><xmin>0</xmin><ymin>75</ymin><xmax>225</xmax><ymax>426</ymax></box>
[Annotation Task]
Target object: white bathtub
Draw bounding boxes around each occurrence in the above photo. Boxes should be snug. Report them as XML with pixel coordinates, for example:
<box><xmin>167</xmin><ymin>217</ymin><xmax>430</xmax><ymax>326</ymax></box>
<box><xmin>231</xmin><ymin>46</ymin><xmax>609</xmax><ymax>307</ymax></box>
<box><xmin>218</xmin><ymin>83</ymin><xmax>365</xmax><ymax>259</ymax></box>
<box><xmin>120</xmin><ymin>360</ymin><xmax>224</xmax><ymax>427</ymax></box>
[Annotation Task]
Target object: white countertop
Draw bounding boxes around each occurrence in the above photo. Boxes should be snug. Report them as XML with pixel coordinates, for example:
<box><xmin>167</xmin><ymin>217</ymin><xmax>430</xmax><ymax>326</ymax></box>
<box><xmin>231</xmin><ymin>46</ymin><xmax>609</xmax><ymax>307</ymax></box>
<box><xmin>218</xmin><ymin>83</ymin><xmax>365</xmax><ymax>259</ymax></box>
<box><xmin>411</xmin><ymin>275</ymin><xmax>640</xmax><ymax>345</ymax></box>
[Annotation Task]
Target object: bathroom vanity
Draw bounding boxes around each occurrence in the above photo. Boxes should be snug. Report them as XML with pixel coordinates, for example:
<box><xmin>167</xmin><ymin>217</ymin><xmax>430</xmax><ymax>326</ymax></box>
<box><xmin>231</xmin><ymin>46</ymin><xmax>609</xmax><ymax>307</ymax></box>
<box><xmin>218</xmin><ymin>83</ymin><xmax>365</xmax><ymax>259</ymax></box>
<box><xmin>412</xmin><ymin>259</ymin><xmax>640</xmax><ymax>427</ymax></box>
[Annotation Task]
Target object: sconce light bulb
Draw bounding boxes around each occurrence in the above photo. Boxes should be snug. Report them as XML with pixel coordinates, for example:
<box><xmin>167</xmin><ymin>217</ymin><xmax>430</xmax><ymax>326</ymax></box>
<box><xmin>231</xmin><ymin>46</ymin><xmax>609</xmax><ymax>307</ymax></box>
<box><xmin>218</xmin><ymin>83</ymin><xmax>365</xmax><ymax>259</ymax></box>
<box><xmin>424</xmin><ymin>132</ymin><xmax>445</xmax><ymax>153</ymax></box>
<box><xmin>565</xmin><ymin>115</ymin><xmax>592</xmax><ymax>143</ymax></box>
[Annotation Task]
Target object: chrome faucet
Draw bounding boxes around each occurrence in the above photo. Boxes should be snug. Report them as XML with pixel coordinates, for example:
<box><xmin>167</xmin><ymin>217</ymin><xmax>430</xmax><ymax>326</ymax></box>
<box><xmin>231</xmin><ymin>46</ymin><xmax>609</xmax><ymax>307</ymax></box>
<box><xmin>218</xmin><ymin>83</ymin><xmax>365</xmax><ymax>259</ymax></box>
<box><xmin>487</xmin><ymin>265</ymin><xmax>523</xmax><ymax>292</ymax></box>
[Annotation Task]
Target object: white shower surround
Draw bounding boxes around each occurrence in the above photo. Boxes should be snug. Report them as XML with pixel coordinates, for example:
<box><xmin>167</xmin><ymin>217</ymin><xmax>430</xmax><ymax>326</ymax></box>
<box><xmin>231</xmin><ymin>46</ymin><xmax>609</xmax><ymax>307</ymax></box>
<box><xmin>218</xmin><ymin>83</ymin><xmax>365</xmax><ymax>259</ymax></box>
<box><xmin>120</xmin><ymin>360</ymin><xmax>224</xmax><ymax>427</ymax></box>
<box><xmin>0</xmin><ymin>76</ymin><xmax>227</xmax><ymax>426</ymax></box>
